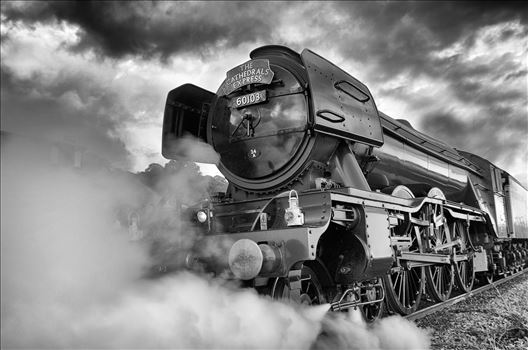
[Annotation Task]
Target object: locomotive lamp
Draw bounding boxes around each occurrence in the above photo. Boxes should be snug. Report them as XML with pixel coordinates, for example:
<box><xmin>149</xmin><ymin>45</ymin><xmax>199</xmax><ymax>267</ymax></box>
<box><xmin>194</xmin><ymin>209</ymin><xmax>212</xmax><ymax>231</ymax></box>
<box><xmin>284</xmin><ymin>190</ymin><xmax>304</xmax><ymax>226</ymax></box>
<box><xmin>196</xmin><ymin>210</ymin><xmax>208</xmax><ymax>223</ymax></box>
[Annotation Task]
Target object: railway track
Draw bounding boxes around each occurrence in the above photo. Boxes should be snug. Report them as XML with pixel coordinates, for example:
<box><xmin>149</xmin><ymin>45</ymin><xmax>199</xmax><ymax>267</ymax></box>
<box><xmin>405</xmin><ymin>268</ymin><xmax>528</xmax><ymax>321</ymax></box>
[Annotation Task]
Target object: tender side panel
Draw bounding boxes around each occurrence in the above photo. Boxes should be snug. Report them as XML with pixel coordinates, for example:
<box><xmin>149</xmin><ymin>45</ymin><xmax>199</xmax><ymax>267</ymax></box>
<box><xmin>378</xmin><ymin>113</ymin><xmax>479</xmax><ymax>171</ymax></box>
<box><xmin>301</xmin><ymin>49</ymin><xmax>384</xmax><ymax>147</ymax></box>
<box><xmin>370</xmin><ymin>134</ymin><xmax>469</xmax><ymax>200</ymax></box>
<box><xmin>493</xmin><ymin>193</ymin><xmax>509</xmax><ymax>237</ymax></box>
<box><xmin>505</xmin><ymin>175</ymin><xmax>528</xmax><ymax>239</ymax></box>
<box><xmin>457</xmin><ymin>150</ymin><xmax>502</xmax><ymax>237</ymax></box>
<box><xmin>490</xmin><ymin>165</ymin><xmax>509</xmax><ymax>238</ymax></box>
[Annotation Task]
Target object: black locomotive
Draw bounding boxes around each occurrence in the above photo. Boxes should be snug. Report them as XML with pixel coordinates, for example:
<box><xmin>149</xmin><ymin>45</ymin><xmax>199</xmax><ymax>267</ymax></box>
<box><xmin>162</xmin><ymin>45</ymin><xmax>528</xmax><ymax>320</ymax></box>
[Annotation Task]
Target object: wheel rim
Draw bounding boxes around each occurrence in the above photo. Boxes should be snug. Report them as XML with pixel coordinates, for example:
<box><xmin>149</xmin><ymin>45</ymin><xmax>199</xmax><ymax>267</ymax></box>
<box><xmin>383</xmin><ymin>224</ymin><xmax>425</xmax><ymax>315</ymax></box>
<box><xmin>360</xmin><ymin>282</ymin><xmax>384</xmax><ymax>323</ymax></box>
<box><xmin>299</xmin><ymin>267</ymin><xmax>324</xmax><ymax>305</ymax></box>
<box><xmin>452</xmin><ymin>221</ymin><xmax>475</xmax><ymax>292</ymax></box>
<box><xmin>383</xmin><ymin>186</ymin><xmax>425</xmax><ymax>315</ymax></box>
<box><xmin>383</xmin><ymin>262</ymin><xmax>424</xmax><ymax>315</ymax></box>
<box><xmin>271</xmin><ymin>265</ymin><xmax>325</xmax><ymax>305</ymax></box>
<box><xmin>425</xmin><ymin>263</ymin><xmax>454</xmax><ymax>301</ymax></box>
<box><xmin>424</xmin><ymin>204</ymin><xmax>454</xmax><ymax>302</ymax></box>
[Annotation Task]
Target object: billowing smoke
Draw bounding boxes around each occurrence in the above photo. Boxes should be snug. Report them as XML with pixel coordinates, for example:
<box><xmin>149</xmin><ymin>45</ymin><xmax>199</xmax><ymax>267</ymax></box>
<box><xmin>1</xmin><ymin>136</ymin><xmax>429</xmax><ymax>349</ymax></box>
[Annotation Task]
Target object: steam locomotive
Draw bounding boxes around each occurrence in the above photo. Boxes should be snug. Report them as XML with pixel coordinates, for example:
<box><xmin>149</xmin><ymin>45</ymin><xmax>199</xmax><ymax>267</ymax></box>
<box><xmin>162</xmin><ymin>45</ymin><xmax>528</xmax><ymax>320</ymax></box>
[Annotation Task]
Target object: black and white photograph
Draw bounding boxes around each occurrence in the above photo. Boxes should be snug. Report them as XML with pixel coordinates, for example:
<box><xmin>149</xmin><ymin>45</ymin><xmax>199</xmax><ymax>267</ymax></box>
<box><xmin>1</xmin><ymin>1</ymin><xmax>527</xmax><ymax>349</ymax></box>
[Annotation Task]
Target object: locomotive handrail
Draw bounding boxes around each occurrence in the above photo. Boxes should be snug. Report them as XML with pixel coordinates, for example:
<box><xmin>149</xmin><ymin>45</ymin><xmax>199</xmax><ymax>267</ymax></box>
<box><xmin>229</xmin><ymin>125</ymin><xmax>308</xmax><ymax>143</ymax></box>
<box><xmin>267</xmin><ymin>86</ymin><xmax>305</xmax><ymax>98</ymax></box>
<box><xmin>248</xmin><ymin>190</ymin><xmax>290</xmax><ymax>231</ymax></box>
<box><xmin>329</xmin><ymin>188</ymin><xmax>441</xmax><ymax>213</ymax></box>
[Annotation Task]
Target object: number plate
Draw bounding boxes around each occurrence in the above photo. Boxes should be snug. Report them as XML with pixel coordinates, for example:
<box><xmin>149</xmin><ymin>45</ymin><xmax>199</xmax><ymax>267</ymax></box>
<box><xmin>233</xmin><ymin>90</ymin><xmax>267</xmax><ymax>108</ymax></box>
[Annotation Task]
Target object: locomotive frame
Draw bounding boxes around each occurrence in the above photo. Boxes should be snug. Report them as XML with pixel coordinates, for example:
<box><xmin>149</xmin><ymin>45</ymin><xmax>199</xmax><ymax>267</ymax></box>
<box><xmin>162</xmin><ymin>45</ymin><xmax>528</xmax><ymax>321</ymax></box>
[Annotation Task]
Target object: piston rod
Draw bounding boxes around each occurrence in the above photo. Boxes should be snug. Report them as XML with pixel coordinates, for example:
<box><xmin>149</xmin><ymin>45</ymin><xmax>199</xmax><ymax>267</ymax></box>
<box><xmin>330</xmin><ymin>286</ymin><xmax>385</xmax><ymax>312</ymax></box>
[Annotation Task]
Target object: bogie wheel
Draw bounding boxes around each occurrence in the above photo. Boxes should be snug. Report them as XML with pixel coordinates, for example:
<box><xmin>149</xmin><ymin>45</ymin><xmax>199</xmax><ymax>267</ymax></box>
<box><xmin>423</xmin><ymin>202</ymin><xmax>454</xmax><ymax>302</ymax></box>
<box><xmin>383</xmin><ymin>186</ymin><xmax>425</xmax><ymax>315</ymax></box>
<box><xmin>271</xmin><ymin>265</ymin><xmax>325</xmax><ymax>305</ymax></box>
<box><xmin>360</xmin><ymin>282</ymin><xmax>385</xmax><ymax>323</ymax></box>
<box><xmin>452</xmin><ymin>220</ymin><xmax>475</xmax><ymax>292</ymax></box>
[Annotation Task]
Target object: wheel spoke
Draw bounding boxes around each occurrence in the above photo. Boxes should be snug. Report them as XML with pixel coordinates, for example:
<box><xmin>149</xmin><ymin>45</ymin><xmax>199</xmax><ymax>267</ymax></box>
<box><xmin>425</xmin><ymin>205</ymin><xmax>454</xmax><ymax>302</ymax></box>
<box><xmin>409</xmin><ymin>270</ymin><xmax>417</xmax><ymax>297</ymax></box>
<box><xmin>397</xmin><ymin>272</ymin><xmax>403</xmax><ymax>301</ymax></box>
<box><xmin>304</xmin><ymin>281</ymin><xmax>312</xmax><ymax>294</ymax></box>
<box><xmin>452</xmin><ymin>220</ymin><xmax>475</xmax><ymax>292</ymax></box>
<box><xmin>272</xmin><ymin>266</ymin><xmax>324</xmax><ymax>305</ymax></box>
<box><xmin>383</xmin><ymin>201</ymin><xmax>425</xmax><ymax>315</ymax></box>
<box><xmin>438</xmin><ymin>267</ymin><xmax>443</xmax><ymax>292</ymax></box>
<box><xmin>403</xmin><ymin>272</ymin><xmax>408</xmax><ymax>307</ymax></box>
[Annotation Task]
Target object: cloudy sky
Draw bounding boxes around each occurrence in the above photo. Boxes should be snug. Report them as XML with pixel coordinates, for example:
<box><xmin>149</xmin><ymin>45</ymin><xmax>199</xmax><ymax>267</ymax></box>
<box><xmin>1</xmin><ymin>1</ymin><xmax>527</xmax><ymax>186</ymax></box>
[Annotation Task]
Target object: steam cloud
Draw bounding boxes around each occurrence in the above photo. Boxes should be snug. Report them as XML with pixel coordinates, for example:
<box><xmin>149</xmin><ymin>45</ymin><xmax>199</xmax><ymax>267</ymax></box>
<box><xmin>1</xmin><ymin>138</ymin><xmax>429</xmax><ymax>349</ymax></box>
<box><xmin>164</xmin><ymin>134</ymin><xmax>220</xmax><ymax>165</ymax></box>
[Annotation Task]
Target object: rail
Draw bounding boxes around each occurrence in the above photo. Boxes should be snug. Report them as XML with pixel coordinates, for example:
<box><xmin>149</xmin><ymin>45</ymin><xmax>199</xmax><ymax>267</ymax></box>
<box><xmin>406</xmin><ymin>268</ymin><xmax>528</xmax><ymax>321</ymax></box>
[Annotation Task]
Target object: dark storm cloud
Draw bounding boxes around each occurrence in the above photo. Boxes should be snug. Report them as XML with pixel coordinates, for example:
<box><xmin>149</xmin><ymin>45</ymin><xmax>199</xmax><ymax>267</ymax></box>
<box><xmin>1</xmin><ymin>1</ymin><xmax>526</xmax><ymax>181</ymax></box>
<box><xmin>1</xmin><ymin>1</ymin><xmax>279</xmax><ymax>60</ymax></box>
<box><xmin>422</xmin><ymin>112</ymin><xmax>472</xmax><ymax>140</ymax></box>
<box><xmin>310</xmin><ymin>2</ymin><xmax>527</xmax><ymax>184</ymax></box>
<box><xmin>441</xmin><ymin>58</ymin><xmax>525</xmax><ymax>106</ymax></box>
<box><xmin>332</xmin><ymin>1</ymin><xmax>527</xmax><ymax>79</ymax></box>
<box><xmin>419</xmin><ymin>45</ymin><xmax>527</xmax><ymax>185</ymax></box>
<box><xmin>505</xmin><ymin>69</ymin><xmax>528</xmax><ymax>81</ymax></box>
<box><xmin>423</xmin><ymin>107</ymin><xmax>527</xmax><ymax>179</ymax></box>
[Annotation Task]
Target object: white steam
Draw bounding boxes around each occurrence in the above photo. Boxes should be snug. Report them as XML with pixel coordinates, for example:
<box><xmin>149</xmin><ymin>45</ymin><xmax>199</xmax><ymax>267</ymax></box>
<box><xmin>1</xmin><ymin>137</ymin><xmax>429</xmax><ymax>349</ymax></box>
<box><xmin>312</xmin><ymin>310</ymin><xmax>430</xmax><ymax>350</ymax></box>
<box><xmin>164</xmin><ymin>134</ymin><xmax>220</xmax><ymax>165</ymax></box>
